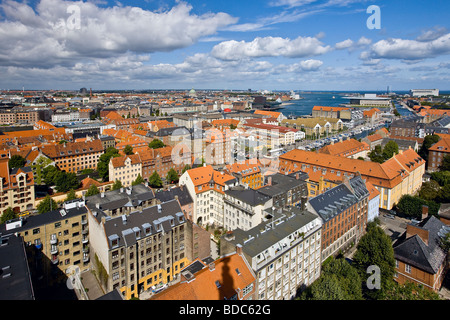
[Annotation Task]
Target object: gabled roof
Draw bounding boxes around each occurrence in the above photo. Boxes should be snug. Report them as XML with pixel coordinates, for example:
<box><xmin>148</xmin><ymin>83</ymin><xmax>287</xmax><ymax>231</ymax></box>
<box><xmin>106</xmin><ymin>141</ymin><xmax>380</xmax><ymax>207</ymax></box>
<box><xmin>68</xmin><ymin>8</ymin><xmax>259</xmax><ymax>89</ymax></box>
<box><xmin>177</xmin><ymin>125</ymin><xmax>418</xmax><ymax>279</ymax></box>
<box><xmin>110</xmin><ymin>154</ymin><xmax>141</xmax><ymax>168</ymax></box>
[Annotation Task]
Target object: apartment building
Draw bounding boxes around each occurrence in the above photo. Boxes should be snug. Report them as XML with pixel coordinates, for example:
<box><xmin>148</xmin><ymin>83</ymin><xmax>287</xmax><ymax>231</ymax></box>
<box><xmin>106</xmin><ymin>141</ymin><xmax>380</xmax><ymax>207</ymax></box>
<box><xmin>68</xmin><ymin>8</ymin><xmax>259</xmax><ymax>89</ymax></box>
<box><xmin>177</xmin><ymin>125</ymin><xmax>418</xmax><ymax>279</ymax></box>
<box><xmin>278</xmin><ymin>148</ymin><xmax>425</xmax><ymax>210</ymax></box>
<box><xmin>87</xmin><ymin>199</ymin><xmax>190</xmax><ymax>300</ymax></box>
<box><xmin>318</xmin><ymin>138</ymin><xmax>370</xmax><ymax>159</ymax></box>
<box><xmin>427</xmin><ymin>136</ymin><xmax>450</xmax><ymax>172</ymax></box>
<box><xmin>258</xmin><ymin>172</ymin><xmax>309</xmax><ymax>208</ymax></box>
<box><xmin>393</xmin><ymin>212</ymin><xmax>448</xmax><ymax>292</ymax></box>
<box><xmin>151</xmin><ymin>254</ymin><xmax>256</xmax><ymax>300</ymax></box>
<box><xmin>306</xmin><ymin>175</ymin><xmax>369</xmax><ymax>262</ymax></box>
<box><xmin>220</xmin><ymin>206</ymin><xmax>322</xmax><ymax>300</ymax></box>
<box><xmin>243</xmin><ymin>123</ymin><xmax>300</xmax><ymax>147</ymax></box>
<box><xmin>40</xmin><ymin>139</ymin><xmax>104</xmax><ymax>173</ymax></box>
<box><xmin>0</xmin><ymin>109</ymin><xmax>40</xmax><ymax>125</ymax></box>
<box><xmin>109</xmin><ymin>154</ymin><xmax>142</xmax><ymax>187</ymax></box>
<box><xmin>223</xmin><ymin>186</ymin><xmax>273</xmax><ymax>231</ymax></box>
<box><xmin>179</xmin><ymin>165</ymin><xmax>237</xmax><ymax>226</ymax></box>
<box><xmin>0</xmin><ymin>199</ymin><xmax>89</xmax><ymax>288</ymax></box>
<box><xmin>135</xmin><ymin>146</ymin><xmax>191</xmax><ymax>181</ymax></box>
<box><xmin>282</xmin><ymin>118</ymin><xmax>343</xmax><ymax>138</ymax></box>
<box><xmin>312</xmin><ymin>106</ymin><xmax>351</xmax><ymax>120</ymax></box>
<box><xmin>0</xmin><ymin>151</ymin><xmax>35</xmax><ymax>215</ymax></box>
<box><xmin>224</xmin><ymin>159</ymin><xmax>264</xmax><ymax>189</ymax></box>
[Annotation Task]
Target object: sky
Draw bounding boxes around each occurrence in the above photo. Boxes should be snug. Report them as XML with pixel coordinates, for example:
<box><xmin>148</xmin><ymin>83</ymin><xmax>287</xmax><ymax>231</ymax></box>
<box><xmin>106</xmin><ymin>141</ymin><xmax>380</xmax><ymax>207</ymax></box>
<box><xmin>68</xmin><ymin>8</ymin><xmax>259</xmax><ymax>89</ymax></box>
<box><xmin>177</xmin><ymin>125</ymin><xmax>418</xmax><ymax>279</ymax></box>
<box><xmin>0</xmin><ymin>0</ymin><xmax>449</xmax><ymax>91</ymax></box>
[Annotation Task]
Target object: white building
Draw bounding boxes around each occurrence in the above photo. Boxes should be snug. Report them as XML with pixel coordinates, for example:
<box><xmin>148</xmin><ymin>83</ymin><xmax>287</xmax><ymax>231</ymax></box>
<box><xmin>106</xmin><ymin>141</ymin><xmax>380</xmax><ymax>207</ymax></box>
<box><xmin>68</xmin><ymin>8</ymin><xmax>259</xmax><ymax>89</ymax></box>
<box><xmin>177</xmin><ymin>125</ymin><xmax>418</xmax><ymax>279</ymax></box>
<box><xmin>178</xmin><ymin>165</ymin><xmax>237</xmax><ymax>226</ymax></box>
<box><xmin>223</xmin><ymin>186</ymin><xmax>273</xmax><ymax>231</ymax></box>
<box><xmin>221</xmin><ymin>206</ymin><xmax>323</xmax><ymax>300</ymax></box>
<box><xmin>410</xmin><ymin>89</ymin><xmax>439</xmax><ymax>97</ymax></box>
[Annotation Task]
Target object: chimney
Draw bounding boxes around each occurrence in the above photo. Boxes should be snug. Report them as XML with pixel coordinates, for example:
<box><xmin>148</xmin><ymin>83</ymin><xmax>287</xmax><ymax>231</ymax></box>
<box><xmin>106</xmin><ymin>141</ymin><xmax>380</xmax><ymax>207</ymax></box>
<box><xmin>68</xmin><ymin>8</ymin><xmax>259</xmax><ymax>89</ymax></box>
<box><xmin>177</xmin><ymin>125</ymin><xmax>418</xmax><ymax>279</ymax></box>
<box><xmin>267</xmin><ymin>176</ymin><xmax>272</xmax><ymax>186</ymax></box>
<box><xmin>101</xmin><ymin>192</ymin><xmax>105</xmax><ymax>198</ymax></box>
<box><xmin>301</xmin><ymin>196</ymin><xmax>307</xmax><ymax>211</ymax></box>
<box><xmin>208</xmin><ymin>262</ymin><xmax>215</xmax><ymax>272</ymax></box>
<box><xmin>236</xmin><ymin>243</ymin><xmax>243</xmax><ymax>255</ymax></box>
<box><xmin>421</xmin><ymin>205</ymin><xmax>428</xmax><ymax>221</ymax></box>
<box><xmin>406</xmin><ymin>224</ymin><xmax>429</xmax><ymax>246</ymax></box>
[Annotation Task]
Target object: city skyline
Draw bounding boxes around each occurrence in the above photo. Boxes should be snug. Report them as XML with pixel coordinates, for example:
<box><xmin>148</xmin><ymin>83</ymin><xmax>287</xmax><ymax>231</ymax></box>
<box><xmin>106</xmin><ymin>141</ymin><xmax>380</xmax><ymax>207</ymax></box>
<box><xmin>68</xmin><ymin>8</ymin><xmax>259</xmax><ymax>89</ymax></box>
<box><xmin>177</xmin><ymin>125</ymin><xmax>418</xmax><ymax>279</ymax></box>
<box><xmin>0</xmin><ymin>0</ymin><xmax>449</xmax><ymax>91</ymax></box>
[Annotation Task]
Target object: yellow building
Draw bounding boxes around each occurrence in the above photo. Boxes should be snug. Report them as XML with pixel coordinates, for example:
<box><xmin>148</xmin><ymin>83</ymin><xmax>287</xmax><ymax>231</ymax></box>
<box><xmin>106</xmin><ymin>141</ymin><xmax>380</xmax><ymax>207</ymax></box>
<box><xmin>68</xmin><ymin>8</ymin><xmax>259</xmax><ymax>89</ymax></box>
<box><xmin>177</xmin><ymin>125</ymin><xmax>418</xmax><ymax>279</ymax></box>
<box><xmin>2</xmin><ymin>199</ymin><xmax>90</xmax><ymax>288</ymax></box>
<box><xmin>86</xmin><ymin>196</ymin><xmax>190</xmax><ymax>300</ymax></box>
<box><xmin>224</xmin><ymin>159</ymin><xmax>264</xmax><ymax>189</ymax></box>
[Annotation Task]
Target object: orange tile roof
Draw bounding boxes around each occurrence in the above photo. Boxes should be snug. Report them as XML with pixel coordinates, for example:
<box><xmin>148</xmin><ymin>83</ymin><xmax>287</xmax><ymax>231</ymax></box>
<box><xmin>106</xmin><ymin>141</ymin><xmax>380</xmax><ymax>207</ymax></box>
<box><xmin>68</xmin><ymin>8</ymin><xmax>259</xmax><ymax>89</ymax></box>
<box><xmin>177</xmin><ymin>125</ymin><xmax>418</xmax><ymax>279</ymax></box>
<box><xmin>187</xmin><ymin>165</ymin><xmax>235</xmax><ymax>191</ymax></box>
<box><xmin>225</xmin><ymin>159</ymin><xmax>262</xmax><ymax>177</ymax></box>
<box><xmin>428</xmin><ymin>137</ymin><xmax>450</xmax><ymax>153</ymax></box>
<box><xmin>110</xmin><ymin>154</ymin><xmax>141</xmax><ymax>168</ymax></box>
<box><xmin>151</xmin><ymin>254</ymin><xmax>256</xmax><ymax>300</ymax></box>
<box><xmin>366</xmin><ymin>133</ymin><xmax>383</xmax><ymax>142</ymax></box>
<box><xmin>365</xmin><ymin>180</ymin><xmax>380</xmax><ymax>201</ymax></box>
<box><xmin>319</xmin><ymin>138</ymin><xmax>369</xmax><ymax>157</ymax></box>
<box><xmin>253</xmin><ymin>110</ymin><xmax>282</xmax><ymax>118</ymax></box>
<box><xmin>41</xmin><ymin>140</ymin><xmax>103</xmax><ymax>159</ymax></box>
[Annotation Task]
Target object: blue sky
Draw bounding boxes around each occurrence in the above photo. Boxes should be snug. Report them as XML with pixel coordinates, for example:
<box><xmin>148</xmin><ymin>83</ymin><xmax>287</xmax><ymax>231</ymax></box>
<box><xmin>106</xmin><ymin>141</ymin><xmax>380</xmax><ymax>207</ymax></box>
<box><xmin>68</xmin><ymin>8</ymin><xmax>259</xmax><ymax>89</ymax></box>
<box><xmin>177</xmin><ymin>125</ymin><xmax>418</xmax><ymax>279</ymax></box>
<box><xmin>0</xmin><ymin>0</ymin><xmax>449</xmax><ymax>91</ymax></box>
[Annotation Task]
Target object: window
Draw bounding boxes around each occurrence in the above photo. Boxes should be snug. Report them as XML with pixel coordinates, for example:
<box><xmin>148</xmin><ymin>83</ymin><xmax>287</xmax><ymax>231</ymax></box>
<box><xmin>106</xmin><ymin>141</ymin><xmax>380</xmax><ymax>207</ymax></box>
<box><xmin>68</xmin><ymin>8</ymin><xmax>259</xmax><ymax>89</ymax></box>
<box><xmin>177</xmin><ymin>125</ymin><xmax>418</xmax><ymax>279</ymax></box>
<box><xmin>405</xmin><ymin>264</ymin><xmax>411</xmax><ymax>274</ymax></box>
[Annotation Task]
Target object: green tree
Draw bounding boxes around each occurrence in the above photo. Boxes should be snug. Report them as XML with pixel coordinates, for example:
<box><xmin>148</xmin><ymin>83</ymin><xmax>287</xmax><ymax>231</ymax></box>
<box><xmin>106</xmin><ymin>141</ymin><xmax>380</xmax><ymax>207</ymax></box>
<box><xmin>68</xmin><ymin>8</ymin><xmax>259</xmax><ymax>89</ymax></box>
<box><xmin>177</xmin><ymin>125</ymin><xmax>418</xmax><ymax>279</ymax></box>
<box><xmin>42</xmin><ymin>165</ymin><xmax>60</xmax><ymax>186</ymax></box>
<box><xmin>418</xmin><ymin>134</ymin><xmax>440</xmax><ymax>163</ymax></box>
<box><xmin>98</xmin><ymin>147</ymin><xmax>120</xmax><ymax>181</ymax></box>
<box><xmin>148</xmin><ymin>171</ymin><xmax>162</xmax><ymax>188</ymax></box>
<box><xmin>383</xmin><ymin>282</ymin><xmax>440</xmax><ymax>300</ymax></box>
<box><xmin>148</xmin><ymin>139</ymin><xmax>165</xmax><ymax>149</ymax></box>
<box><xmin>55</xmin><ymin>172</ymin><xmax>80</xmax><ymax>193</ymax></box>
<box><xmin>9</xmin><ymin>155</ymin><xmax>26</xmax><ymax>169</ymax></box>
<box><xmin>439</xmin><ymin>184</ymin><xmax>450</xmax><ymax>203</ymax></box>
<box><xmin>1</xmin><ymin>207</ymin><xmax>16</xmax><ymax>223</ymax></box>
<box><xmin>352</xmin><ymin>224</ymin><xmax>396</xmax><ymax>300</ymax></box>
<box><xmin>37</xmin><ymin>195</ymin><xmax>58</xmax><ymax>214</ymax></box>
<box><xmin>440</xmin><ymin>154</ymin><xmax>450</xmax><ymax>171</ymax></box>
<box><xmin>132</xmin><ymin>174</ymin><xmax>144</xmax><ymax>186</ymax></box>
<box><xmin>123</xmin><ymin>145</ymin><xmax>133</xmax><ymax>155</ymax></box>
<box><xmin>303</xmin><ymin>275</ymin><xmax>346</xmax><ymax>300</ymax></box>
<box><xmin>166</xmin><ymin>168</ymin><xmax>179</xmax><ymax>184</ymax></box>
<box><xmin>430</xmin><ymin>170</ymin><xmax>450</xmax><ymax>186</ymax></box>
<box><xmin>112</xmin><ymin>179</ymin><xmax>123</xmax><ymax>191</ymax></box>
<box><xmin>418</xmin><ymin>180</ymin><xmax>441</xmax><ymax>201</ymax></box>
<box><xmin>368</xmin><ymin>145</ymin><xmax>385</xmax><ymax>163</ymax></box>
<box><xmin>65</xmin><ymin>189</ymin><xmax>78</xmax><ymax>201</ymax></box>
<box><xmin>181</xmin><ymin>164</ymin><xmax>191</xmax><ymax>174</ymax></box>
<box><xmin>85</xmin><ymin>184</ymin><xmax>100</xmax><ymax>197</ymax></box>
<box><xmin>382</xmin><ymin>140</ymin><xmax>399</xmax><ymax>160</ymax></box>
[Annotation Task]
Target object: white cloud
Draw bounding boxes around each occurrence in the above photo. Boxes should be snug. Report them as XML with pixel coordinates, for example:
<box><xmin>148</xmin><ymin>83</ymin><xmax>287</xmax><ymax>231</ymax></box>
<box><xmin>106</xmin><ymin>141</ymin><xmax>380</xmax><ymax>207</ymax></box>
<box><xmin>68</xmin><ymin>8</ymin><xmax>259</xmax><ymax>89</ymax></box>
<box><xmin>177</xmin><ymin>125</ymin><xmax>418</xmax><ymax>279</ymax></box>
<box><xmin>210</xmin><ymin>36</ymin><xmax>331</xmax><ymax>60</ymax></box>
<box><xmin>0</xmin><ymin>0</ymin><xmax>237</xmax><ymax>68</ymax></box>
<box><xmin>369</xmin><ymin>33</ymin><xmax>450</xmax><ymax>60</ymax></box>
<box><xmin>335</xmin><ymin>39</ymin><xmax>354</xmax><ymax>50</ymax></box>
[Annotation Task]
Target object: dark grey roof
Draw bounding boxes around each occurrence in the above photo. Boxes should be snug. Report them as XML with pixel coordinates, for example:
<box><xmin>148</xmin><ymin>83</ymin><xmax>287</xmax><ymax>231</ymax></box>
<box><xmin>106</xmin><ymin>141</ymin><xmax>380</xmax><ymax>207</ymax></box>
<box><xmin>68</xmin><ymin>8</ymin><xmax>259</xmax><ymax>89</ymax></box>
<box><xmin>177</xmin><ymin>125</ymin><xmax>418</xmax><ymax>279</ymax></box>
<box><xmin>154</xmin><ymin>186</ymin><xmax>193</xmax><ymax>207</ymax></box>
<box><xmin>258</xmin><ymin>173</ymin><xmax>307</xmax><ymax>197</ymax></box>
<box><xmin>9</xmin><ymin>166</ymin><xmax>33</xmax><ymax>175</ymax></box>
<box><xmin>148</xmin><ymin>126</ymin><xmax>190</xmax><ymax>138</ymax></box>
<box><xmin>381</xmin><ymin>138</ymin><xmax>417</xmax><ymax>150</ymax></box>
<box><xmin>0</xmin><ymin>203</ymin><xmax>87</xmax><ymax>235</ymax></box>
<box><xmin>225</xmin><ymin>186</ymin><xmax>271</xmax><ymax>206</ymax></box>
<box><xmin>224</xmin><ymin>206</ymin><xmax>319</xmax><ymax>259</ymax></box>
<box><xmin>0</xmin><ymin>234</ymin><xmax>35</xmax><ymax>300</ymax></box>
<box><xmin>393</xmin><ymin>216</ymin><xmax>448</xmax><ymax>274</ymax></box>
<box><xmin>308</xmin><ymin>184</ymin><xmax>357</xmax><ymax>222</ymax></box>
<box><xmin>96</xmin><ymin>289</ymin><xmax>123</xmax><ymax>300</ymax></box>
<box><xmin>85</xmin><ymin>183</ymin><xmax>155</xmax><ymax>218</ymax></box>
<box><xmin>103</xmin><ymin>199</ymin><xmax>185</xmax><ymax>249</ymax></box>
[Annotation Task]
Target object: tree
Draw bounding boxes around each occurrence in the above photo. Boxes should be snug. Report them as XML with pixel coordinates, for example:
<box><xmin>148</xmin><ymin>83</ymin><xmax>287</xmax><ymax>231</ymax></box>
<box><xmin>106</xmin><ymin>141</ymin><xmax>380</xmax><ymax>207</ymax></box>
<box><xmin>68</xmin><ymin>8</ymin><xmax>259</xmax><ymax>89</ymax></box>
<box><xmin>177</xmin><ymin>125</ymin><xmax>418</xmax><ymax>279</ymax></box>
<box><xmin>430</xmin><ymin>171</ymin><xmax>450</xmax><ymax>186</ymax></box>
<box><xmin>123</xmin><ymin>145</ymin><xmax>133</xmax><ymax>155</ymax></box>
<box><xmin>368</xmin><ymin>145</ymin><xmax>384</xmax><ymax>163</ymax></box>
<box><xmin>132</xmin><ymin>174</ymin><xmax>144</xmax><ymax>186</ymax></box>
<box><xmin>43</xmin><ymin>165</ymin><xmax>60</xmax><ymax>186</ymax></box>
<box><xmin>352</xmin><ymin>224</ymin><xmax>396</xmax><ymax>300</ymax></box>
<box><xmin>1</xmin><ymin>207</ymin><xmax>16</xmax><ymax>223</ymax></box>
<box><xmin>383</xmin><ymin>282</ymin><xmax>440</xmax><ymax>300</ymax></box>
<box><xmin>65</xmin><ymin>189</ymin><xmax>78</xmax><ymax>201</ymax></box>
<box><xmin>85</xmin><ymin>184</ymin><xmax>100</xmax><ymax>197</ymax></box>
<box><xmin>418</xmin><ymin>180</ymin><xmax>441</xmax><ymax>201</ymax></box>
<box><xmin>148</xmin><ymin>171</ymin><xmax>162</xmax><ymax>188</ymax></box>
<box><xmin>37</xmin><ymin>195</ymin><xmax>58</xmax><ymax>214</ymax></box>
<box><xmin>440</xmin><ymin>154</ymin><xmax>450</xmax><ymax>171</ymax></box>
<box><xmin>98</xmin><ymin>147</ymin><xmax>120</xmax><ymax>181</ymax></box>
<box><xmin>9</xmin><ymin>155</ymin><xmax>26</xmax><ymax>169</ymax></box>
<box><xmin>148</xmin><ymin>139</ymin><xmax>165</xmax><ymax>149</ymax></box>
<box><xmin>181</xmin><ymin>164</ymin><xmax>191</xmax><ymax>174</ymax></box>
<box><xmin>382</xmin><ymin>141</ymin><xmax>399</xmax><ymax>160</ymax></box>
<box><xmin>166</xmin><ymin>168</ymin><xmax>179</xmax><ymax>184</ymax></box>
<box><xmin>418</xmin><ymin>134</ymin><xmax>440</xmax><ymax>162</ymax></box>
<box><xmin>55</xmin><ymin>172</ymin><xmax>80</xmax><ymax>193</ymax></box>
<box><xmin>112</xmin><ymin>179</ymin><xmax>123</xmax><ymax>191</ymax></box>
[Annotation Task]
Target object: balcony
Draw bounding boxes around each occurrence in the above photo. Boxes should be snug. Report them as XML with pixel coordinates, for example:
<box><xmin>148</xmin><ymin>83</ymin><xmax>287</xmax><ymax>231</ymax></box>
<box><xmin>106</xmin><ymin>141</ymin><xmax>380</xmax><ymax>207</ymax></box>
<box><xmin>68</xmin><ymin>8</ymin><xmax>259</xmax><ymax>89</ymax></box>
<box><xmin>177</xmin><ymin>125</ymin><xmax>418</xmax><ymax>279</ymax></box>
<box><xmin>82</xmin><ymin>227</ymin><xmax>89</xmax><ymax>235</ymax></box>
<box><xmin>81</xmin><ymin>219</ymin><xmax>88</xmax><ymax>225</ymax></box>
<box><xmin>50</xmin><ymin>235</ymin><xmax>57</xmax><ymax>245</ymax></box>
<box><xmin>83</xmin><ymin>253</ymin><xmax>89</xmax><ymax>263</ymax></box>
<box><xmin>50</xmin><ymin>245</ymin><xmax>58</xmax><ymax>255</ymax></box>
<box><xmin>82</xmin><ymin>237</ymin><xmax>89</xmax><ymax>244</ymax></box>
<box><xmin>51</xmin><ymin>255</ymin><xmax>59</xmax><ymax>265</ymax></box>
